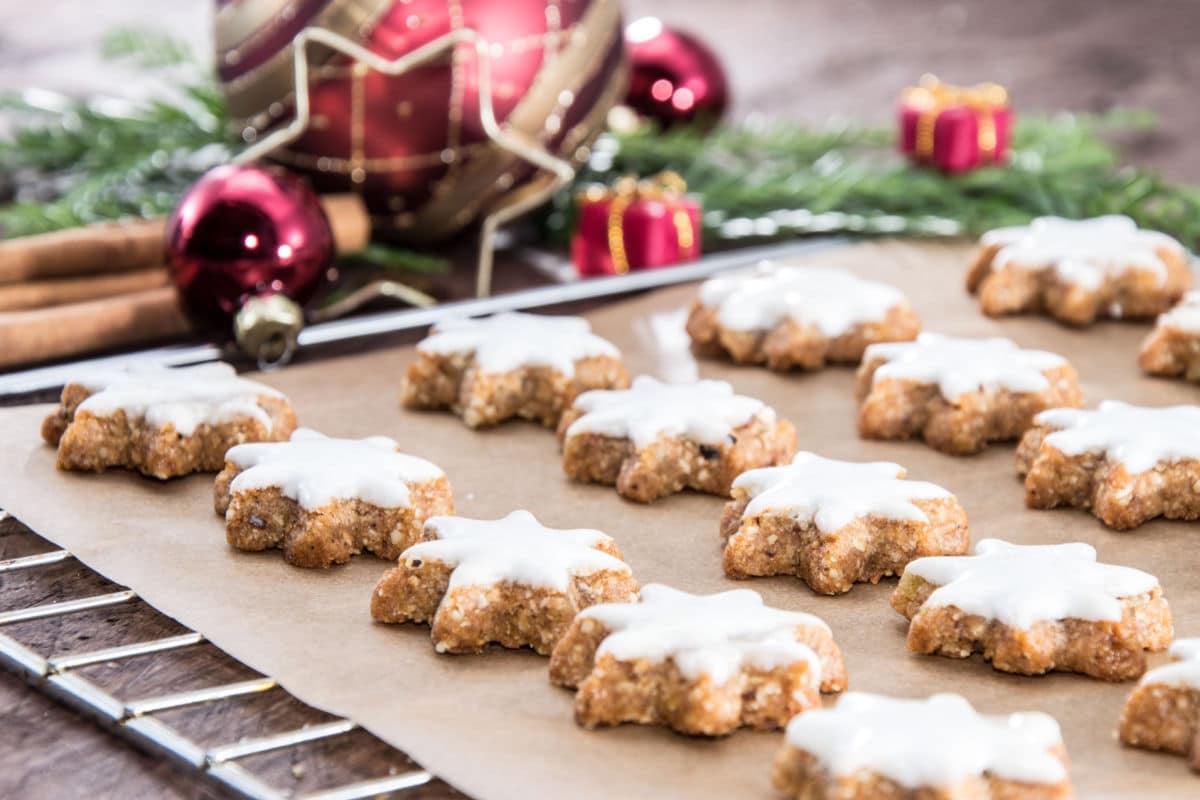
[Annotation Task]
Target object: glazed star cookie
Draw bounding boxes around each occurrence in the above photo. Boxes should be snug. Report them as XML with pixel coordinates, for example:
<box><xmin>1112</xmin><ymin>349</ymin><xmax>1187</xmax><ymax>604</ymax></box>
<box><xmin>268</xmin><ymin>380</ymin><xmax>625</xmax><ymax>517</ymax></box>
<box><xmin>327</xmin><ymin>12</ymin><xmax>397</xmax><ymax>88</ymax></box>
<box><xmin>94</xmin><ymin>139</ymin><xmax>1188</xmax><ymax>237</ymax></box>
<box><xmin>774</xmin><ymin>693</ymin><xmax>1071</xmax><ymax>800</ymax></box>
<box><xmin>721</xmin><ymin>452</ymin><xmax>969</xmax><ymax>595</ymax></box>
<box><xmin>557</xmin><ymin>376</ymin><xmax>797</xmax><ymax>502</ymax></box>
<box><xmin>685</xmin><ymin>263</ymin><xmax>921</xmax><ymax>370</ymax></box>
<box><xmin>41</xmin><ymin>362</ymin><xmax>297</xmax><ymax>479</ymax></box>
<box><xmin>1017</xmin><ymin>402</ymin><xmax>1200</xmax><ymax>530</ymax></box>
<box><xmin>1139</xmin><ymin>291</ymin><xmax>1200</xmax><ymax>381</ymax></box>
<box><xmin>548</xmin><ymin>584</ymin><xmax>846</xmax><ymax>735</ymax></box>
<box><xmin>370</xmin><ymin>510</ymin><xmax>638</xmax><ymax>655</ymax></box>
<box><xmin>1119</xmin><ymin>638</ymin><xmax>1200</xmax><ymax>772</ymax></box>
<box><xmin>401</xmin><ymin>311</ymin><xmax>629</xmax><ymax>428</ymax></box>
<box><xmin>891</xmin><ymin>539</ymin><xmax>1172</xmax><ymax>680</ymax></box>
<box><xmin>966</xmin><ymin>215</ymin><xmax>1191</xmax><ymax>325</ymax></box>
<box><xmin>213</xmin><ymin>429</ymin><xmax>453</xmax><ymax>568</ymax></box>
<box><xmin>856</xmin><ymin>333</ymin><xmax>1082</xmax><ymax>455</ymax></box>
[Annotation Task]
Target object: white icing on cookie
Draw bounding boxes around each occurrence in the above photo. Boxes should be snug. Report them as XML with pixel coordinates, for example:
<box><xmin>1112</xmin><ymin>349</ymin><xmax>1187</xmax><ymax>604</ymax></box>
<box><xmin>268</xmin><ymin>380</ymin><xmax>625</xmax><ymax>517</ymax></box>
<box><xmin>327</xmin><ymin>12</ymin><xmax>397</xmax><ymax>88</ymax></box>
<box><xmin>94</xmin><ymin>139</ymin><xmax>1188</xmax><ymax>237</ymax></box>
<box><xmin>226</xmin><ymin>429</ymin><xmax>443</xmax><ymax>512</ymax></box>
<box><xmin>982</xmin><ymin>215</ymin><xmax>1183</xmax><ymax>290</ymax></box>
<box><xmin>416</xmin><ymin>311</ymin><xmax>619</xmax><ymax>376</ymax></box>
<box><xmin>400</xmin><ymin>510</ymin><xmax>631</xmax><ymax>592</ymax></box>
<box><xmin>1139</xmin><ymin>638</ymin><xmax>1200</xmax><ymax>689</ymax></box>
<box><xmin>697</xmin><ymin>263</ymin><xmax>909</xmax><ymax>335</ymax></box>
<box><xmin>734</xmin><ymin>452</ymin><xmax>951</xmax><ymax>531</ymax></box>
<box><xmin>784</xmin><ymin>692</ymin><xmax>1066</xmax><ymax>788</ymax></box>
<box><xmin>905</xmin><ymin>539</ymin><xmax>1159</xmax><ymax>630</ymax></box>
<box><xmin>1156</xmin><ymin>290</ymin><xmax>1200</xmax><ymax>334</ymax></box>
<box><xmin>864</xmin><ymin>333</ymin><xmax>1066</xmax><ymax>401</ymax></box>
<box><xmin>564</xmin><ymin>375</ymin><xmax>772</xmax><ymax>448</ymax></box>
<box><xmin>74</xmin><ymin>362</ymin><xmax>282</xmax><ymax>436</ymax></box>
<box><xmin>1036</xmin><ymin>401</ymin><xmax>1200</xmax><ymax>475</ymax></box>
<box><xmin>582</xmin><ymin>583</ymin><xmax>828</xmax><ymax>684</ymax></box>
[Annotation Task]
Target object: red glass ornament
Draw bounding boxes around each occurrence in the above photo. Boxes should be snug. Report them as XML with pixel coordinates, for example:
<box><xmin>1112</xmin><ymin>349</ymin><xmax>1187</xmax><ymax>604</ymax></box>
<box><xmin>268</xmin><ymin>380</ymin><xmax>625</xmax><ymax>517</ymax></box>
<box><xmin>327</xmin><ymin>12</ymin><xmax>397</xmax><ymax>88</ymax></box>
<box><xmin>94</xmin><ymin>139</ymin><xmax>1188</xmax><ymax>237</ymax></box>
<box><xmin>165</xmin><ymin>164</ymin><xmax>333</xmax><ymax>332</ymax></box>
<box><xmin>214</xmin><ymin>0</ymin><xmax>625</xmax><ymax>240</ymax></box>
<box><xmin>624</xmin><ymin>17</ymin><xmax>728</xmax><ymax>127</ymax></box>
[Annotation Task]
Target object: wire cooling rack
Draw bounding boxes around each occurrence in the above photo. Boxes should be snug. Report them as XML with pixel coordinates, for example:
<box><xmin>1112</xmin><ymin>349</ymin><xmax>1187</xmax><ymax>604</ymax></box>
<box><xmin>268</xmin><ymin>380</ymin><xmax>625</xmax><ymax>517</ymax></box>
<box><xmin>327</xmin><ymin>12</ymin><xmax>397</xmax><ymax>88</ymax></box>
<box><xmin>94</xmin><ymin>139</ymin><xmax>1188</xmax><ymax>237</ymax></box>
<box><xmin>0</xmin><ymin>508</ymin><xmax>446</xmax><ymax>800</ymax></box>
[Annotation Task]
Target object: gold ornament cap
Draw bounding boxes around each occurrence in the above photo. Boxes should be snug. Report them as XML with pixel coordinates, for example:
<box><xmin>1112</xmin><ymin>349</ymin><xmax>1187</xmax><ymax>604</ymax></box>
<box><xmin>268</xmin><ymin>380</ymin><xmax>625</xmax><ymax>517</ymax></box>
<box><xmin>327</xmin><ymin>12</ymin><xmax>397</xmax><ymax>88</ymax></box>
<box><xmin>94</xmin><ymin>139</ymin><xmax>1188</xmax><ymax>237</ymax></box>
<box><xmin>234</xmin><ymin>294</ymin><xmax>304</xmax><ymax>368</ymax></box>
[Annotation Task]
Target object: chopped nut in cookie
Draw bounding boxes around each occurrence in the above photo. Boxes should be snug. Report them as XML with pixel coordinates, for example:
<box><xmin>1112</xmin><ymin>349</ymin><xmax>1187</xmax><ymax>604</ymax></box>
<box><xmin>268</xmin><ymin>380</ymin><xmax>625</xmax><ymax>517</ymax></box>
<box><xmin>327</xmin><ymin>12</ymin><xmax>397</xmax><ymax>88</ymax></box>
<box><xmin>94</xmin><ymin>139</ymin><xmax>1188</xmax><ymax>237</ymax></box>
<box><xmin>1017</xmin><ymin>401</ymin><xmax>1200</xmax><ymax>530</ymax></box>
<box><xmin>774</xmin><ymin>692</ymin><xmax>1071</xmax><ymax>799</ymax></box>
<box><xmin>549</xmin><ymin>583</ymin><xmax>845</xmax><ymax>736</ymax></box>
<box><xmin>42</xmin><ymin>362</ymin><xmax>296</xmax><ymax>479</ymax></box>
<box><xmin>686</xmin><ymin>262</ymin><xmax>920</xmax><ymax>370</ymax></box>
<box><xmin>892</xmin><ymin>539</ymin><xmax>1172</xmax><ymax>680</ymax></box>
<box><xmin>558</xmin><ymin>375</ymin><xmax>796</xmax><ymax>502</ymax></box>
<box><xmin>371</xmin><ymin>510</ymin><xmax>638</xmax><ymax>655</ymax></box>
<box><xmin>856</xmin><ymin>333</ymin><xmax>1081</xmax><ymax>455</ymax></box>
<box><xmin>966</xmin><ymin>215</ymin><xmax>1191</xmax><ymax>326</ymax></box>
<box><xmin>401</xmin><ymin>311</ymin><xmax>629</xmax><ymax>429</ymax></box>
<box><xmin>721</xmin><ymin>452</ymin><xmax>968</xmax><ymax>594</ymax></box>
<box><xmin>214</xmin><ymin>428</ymin><xmax>453</xmax><ymax>568</ymax></box>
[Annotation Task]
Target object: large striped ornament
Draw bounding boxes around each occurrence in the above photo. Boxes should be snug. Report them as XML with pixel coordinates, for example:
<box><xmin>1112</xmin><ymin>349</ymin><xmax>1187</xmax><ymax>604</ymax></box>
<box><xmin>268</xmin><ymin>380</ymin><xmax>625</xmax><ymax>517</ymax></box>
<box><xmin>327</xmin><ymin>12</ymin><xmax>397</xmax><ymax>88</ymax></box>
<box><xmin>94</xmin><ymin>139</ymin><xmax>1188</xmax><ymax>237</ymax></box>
<box><xmin>214</xmin><ymin>0</ymin><xmax>626</xmax><ymax>240</ymax></box>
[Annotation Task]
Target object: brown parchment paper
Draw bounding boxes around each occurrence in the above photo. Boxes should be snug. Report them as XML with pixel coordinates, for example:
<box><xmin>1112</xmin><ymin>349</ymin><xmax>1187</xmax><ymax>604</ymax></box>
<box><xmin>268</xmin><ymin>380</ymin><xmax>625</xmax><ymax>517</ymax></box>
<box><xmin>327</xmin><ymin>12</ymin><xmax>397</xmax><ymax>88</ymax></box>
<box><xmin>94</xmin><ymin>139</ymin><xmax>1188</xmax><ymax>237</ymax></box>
<box><xmin>1</xmin><ymin>241</ymin><xmax>1198</xmax><ymax>799</ymax></box>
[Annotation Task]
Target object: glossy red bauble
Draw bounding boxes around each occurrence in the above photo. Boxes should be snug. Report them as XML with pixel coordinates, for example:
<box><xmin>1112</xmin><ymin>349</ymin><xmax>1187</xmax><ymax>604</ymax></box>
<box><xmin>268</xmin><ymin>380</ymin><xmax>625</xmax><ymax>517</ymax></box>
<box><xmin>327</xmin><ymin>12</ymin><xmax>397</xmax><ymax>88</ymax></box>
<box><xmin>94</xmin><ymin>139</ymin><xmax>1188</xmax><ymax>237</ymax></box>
<box><xmin>165</xmin><ymin>164</ymin><xmax>333</xmax><ymax>332</ymax></box>
<box><xmin>624</xmin><ymin>17</ymin><xmax>729</xmax><ymax>127</ymax></box>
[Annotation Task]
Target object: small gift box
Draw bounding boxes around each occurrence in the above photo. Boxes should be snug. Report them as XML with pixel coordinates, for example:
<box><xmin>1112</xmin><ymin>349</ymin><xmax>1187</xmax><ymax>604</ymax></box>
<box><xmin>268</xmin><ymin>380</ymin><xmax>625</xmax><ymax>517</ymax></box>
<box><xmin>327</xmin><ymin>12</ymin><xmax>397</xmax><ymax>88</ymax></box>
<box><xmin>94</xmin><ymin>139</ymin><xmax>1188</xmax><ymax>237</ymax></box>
<box><xmin>571</xmin><ymin>172</ymin><xmax>702</xmax><ymax>277</ymax></box>
<box><xmin>898</xmin><ymin>75</ymin><xmax>1012</xmax><ymax>174</ymax></box>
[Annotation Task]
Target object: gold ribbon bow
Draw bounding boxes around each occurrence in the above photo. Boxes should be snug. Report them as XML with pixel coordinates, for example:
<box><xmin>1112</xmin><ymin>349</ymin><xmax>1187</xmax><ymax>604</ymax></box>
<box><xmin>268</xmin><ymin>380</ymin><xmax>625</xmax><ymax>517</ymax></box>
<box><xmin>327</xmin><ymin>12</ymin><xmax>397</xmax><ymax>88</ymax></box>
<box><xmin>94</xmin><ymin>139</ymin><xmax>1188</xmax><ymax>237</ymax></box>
<box><xmin>579</xmin><ymin>171</ymin><xmax>695</xmax><ymax>275</ymax></box>
<box><xmin>902</xmin><ymin>74</ymin><xmax>1009</xmax><ymax>162</ymax></box>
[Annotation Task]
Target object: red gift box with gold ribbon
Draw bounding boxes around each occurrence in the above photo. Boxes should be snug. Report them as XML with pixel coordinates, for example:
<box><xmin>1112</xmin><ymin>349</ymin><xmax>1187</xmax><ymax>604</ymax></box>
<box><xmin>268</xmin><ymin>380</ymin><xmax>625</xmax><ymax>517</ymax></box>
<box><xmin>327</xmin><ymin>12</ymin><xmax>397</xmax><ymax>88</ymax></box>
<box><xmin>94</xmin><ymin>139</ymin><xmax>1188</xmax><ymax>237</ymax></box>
<box><xmin>571</xmin><ymin>172</ymin><xmax>702</xmax><ymax>277</ymax></box>
<box><xmin>899</xmin><ymin>75</ymin><xmax>1012</xmax><ymax>173</ymax></box>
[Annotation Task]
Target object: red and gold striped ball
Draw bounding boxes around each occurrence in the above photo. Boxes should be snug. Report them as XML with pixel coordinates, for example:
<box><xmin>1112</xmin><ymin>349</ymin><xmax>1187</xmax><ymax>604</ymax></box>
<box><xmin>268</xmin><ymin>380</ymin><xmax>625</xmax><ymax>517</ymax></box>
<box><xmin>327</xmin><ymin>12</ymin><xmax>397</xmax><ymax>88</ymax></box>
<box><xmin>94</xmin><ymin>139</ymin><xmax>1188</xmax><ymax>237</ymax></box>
<box><xmin>214</xmin><ymin>0</ymin><xmax>627</xmax><ymax>239</ymax></box>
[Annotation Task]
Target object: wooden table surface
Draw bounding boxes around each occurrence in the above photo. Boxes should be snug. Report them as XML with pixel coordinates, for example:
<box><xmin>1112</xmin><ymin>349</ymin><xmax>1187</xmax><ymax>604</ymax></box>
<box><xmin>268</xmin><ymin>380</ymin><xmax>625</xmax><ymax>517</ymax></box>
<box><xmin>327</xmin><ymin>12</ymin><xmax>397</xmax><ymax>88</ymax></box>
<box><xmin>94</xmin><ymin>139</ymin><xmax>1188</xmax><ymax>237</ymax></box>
<box><xmin>4</xmin><ymin>1</ymin><xmax>1200</xmax><ymax>797</ymax></box>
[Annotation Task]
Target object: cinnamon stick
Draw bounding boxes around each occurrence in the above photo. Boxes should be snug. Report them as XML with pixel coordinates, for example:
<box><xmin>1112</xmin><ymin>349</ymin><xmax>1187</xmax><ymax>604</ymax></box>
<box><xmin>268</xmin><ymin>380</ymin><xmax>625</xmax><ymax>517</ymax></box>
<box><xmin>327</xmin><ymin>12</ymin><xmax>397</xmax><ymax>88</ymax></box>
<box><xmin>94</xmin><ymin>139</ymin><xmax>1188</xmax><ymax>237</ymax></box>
<box><xmin>0</xmin><ymin>286</ymin><xmax>191</xmax><ymax>370</ymax></box>
<box><xmin>0</xmin><ymin>267</ymin><xmax>169</xmax><ymax>312</ymax></box>
<box><xmin>0</xmin><ymin>217</ymin><xmax>168</xmax><ymax>284</ymax></box>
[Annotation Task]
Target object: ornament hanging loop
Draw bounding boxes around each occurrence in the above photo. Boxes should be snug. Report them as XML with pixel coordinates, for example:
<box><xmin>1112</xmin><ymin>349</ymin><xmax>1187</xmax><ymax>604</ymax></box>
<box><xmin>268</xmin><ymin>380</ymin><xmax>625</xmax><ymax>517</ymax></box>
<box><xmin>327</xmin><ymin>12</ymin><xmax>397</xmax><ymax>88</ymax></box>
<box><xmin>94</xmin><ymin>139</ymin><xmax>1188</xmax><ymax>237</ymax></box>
<box><xmin>234</xmin><ymin>24</ymin><xmax>578</xmax><ymax>300</ymax></box>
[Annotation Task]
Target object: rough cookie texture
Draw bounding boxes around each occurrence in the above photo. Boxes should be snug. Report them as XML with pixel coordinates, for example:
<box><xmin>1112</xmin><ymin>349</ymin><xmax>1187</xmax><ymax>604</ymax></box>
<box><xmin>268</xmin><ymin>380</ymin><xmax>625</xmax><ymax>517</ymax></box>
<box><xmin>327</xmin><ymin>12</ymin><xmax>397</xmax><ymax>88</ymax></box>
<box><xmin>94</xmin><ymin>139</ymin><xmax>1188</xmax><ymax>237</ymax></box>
<box><xmin>558</xmin><ymin>376</ymin><xmax>797</xmax><ymax>502</ymax></box>
<box><xmin>549</xmin><ymin>584</ymin><xmax>846</xmax><ymax>735</ymax></box>
<box><xmin>966</xmin><ymin>215</ymin><xmax>1191</xmax><ymax>326</ymax></box>
<box><xmin>42</xmin><ymin>362</ymin><xmax>296</xmax><ymax>480</ymax></box>
<box><xmin>401</xmin><ymin>311</ymin><xmax>629</xmax><ymax>428</ymax></box>
<box><xmin>685</xmin><ymin>263</ymin><xmax>920</xmax><ymax>370</ymax></box>
<box><xmin>1017</xmin><ymin>402</ymin><xmax>1200</xmax><ymax>530</ymax></box>
<box><xmin>774</xmin><ymin>693</ymin><xmax>1071</xmax><ymax>800</ymax></box>
<box><xmin>892</xmin><ymin>540</ymin><xmax>1172</xmax><ymax>681</ymax></box>
<box><xmin>371</xmin><ymin>511</ymin><xmax>638</xmax><ymax>655</ymax></box>
<box><xmin>721</xmin><ymin>452</ymin><xmax>969</xmax><ymax>595</ymax></box>
<box><xmin>1140</xmin><ymin>291</ymin><xmax>1200</xmax><ymax>381</ymax></box>
<box><xmin>856</xmin><ymin>333</ymin><xmax>1082</xmax><ymax>455</ymax></box>
<box><xmin>213</xmin><ymin>429</ymin><xmax>453</xmax><ymax>568</ymax></box>
<box><xmin>1119</xmin><ymin>639</ymin><xmax>1200</xmax><ymax>772</ymax></box>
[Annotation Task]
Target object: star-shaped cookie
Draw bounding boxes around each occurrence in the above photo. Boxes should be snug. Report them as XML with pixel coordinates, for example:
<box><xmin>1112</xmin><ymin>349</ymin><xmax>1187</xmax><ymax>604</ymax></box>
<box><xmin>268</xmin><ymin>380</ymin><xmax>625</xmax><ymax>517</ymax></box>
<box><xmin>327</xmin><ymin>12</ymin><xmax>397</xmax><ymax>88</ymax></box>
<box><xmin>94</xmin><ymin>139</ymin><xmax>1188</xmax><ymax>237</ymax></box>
<box><xmin>1140</xmin><ymin>291</ymin><xmax>1200</xmax><ymax>381</ymax></box>
<box><xmin>721</xmin><ymin>452</ymin><xmax>969</xmax><ymax>594</ymax></box>
<box><xmin>856</xmin><ymin>333</ymin><xmax>1082</xmax><ymax>455</ymax></box>
<box><xmin>892</xmin><ymin>539</ymin><xmax>1173</xmax><ymax>680</ymax></box>
<box><xmin>371</xmin><ymin>510</ymin><xmax>639</xmax><ymax>655</ymax></box>
<box><xmin>549</xmin><ymin>584</ymin><xmax>846</xmax><ymax>735</ymax></box>
<box><xmin>967</xmin><ymin>215</ymin><xmax>1191</xmax><ymax>325</ymax></box>
<box><xmin>41</xmin><ymin>362</ymin><xmax>297</xmax><ymax>479</ymax></box>
<box><xmin>1018</xmin><ymin>401</ymin><xmax>1200</xmax><ymax>529</ymax></box>
<box><xmin>774</xmin><ymin>692</ymin><xmax>1070</xmax><ymax>799</ymax></box>
<box><xmin>1120</xmin><ymin>638</ymin><xmax>1200</xmax><ymax>772</ymax></box>
<box><xmin>558</xmin><ymin>375</ymin><xmax>797</xmax><ymax>502</ymax></box>
<box><xmin>402</xmin><ymin>311</ymin><xmax>629</xmax><ymax>428</ymax></box>
<box><xmin>214</xmin><ymin>429</ymin><xmax>453</xmax><ymax>568</ymax></box>
<box><xmin>686</xmin><ymin>263</ymin><xmax>920</xmax><ymax>370</ymax></box>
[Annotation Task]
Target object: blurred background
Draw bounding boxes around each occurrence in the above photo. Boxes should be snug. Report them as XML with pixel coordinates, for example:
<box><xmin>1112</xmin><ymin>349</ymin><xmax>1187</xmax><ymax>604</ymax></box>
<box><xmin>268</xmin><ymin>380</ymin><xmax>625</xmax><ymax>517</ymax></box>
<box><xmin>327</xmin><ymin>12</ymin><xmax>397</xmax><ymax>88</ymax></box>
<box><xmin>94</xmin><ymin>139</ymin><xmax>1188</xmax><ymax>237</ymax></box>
<box><xmin>2</xmin><ymin>0</ymin><xmax>1198</xmax><ymax>176</ymax></box>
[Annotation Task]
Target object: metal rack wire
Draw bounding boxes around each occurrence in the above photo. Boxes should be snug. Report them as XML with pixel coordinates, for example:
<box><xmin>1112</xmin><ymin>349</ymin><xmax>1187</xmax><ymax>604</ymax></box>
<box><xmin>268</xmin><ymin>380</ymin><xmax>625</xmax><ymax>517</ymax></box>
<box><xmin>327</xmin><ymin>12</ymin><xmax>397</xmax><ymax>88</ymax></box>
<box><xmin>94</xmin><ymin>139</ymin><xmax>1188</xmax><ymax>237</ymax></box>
<box><xmin>0</xmin><ymin>510</ymin><xmax>436</xmax><ymax>800</ymax></box>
